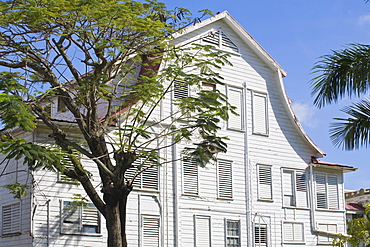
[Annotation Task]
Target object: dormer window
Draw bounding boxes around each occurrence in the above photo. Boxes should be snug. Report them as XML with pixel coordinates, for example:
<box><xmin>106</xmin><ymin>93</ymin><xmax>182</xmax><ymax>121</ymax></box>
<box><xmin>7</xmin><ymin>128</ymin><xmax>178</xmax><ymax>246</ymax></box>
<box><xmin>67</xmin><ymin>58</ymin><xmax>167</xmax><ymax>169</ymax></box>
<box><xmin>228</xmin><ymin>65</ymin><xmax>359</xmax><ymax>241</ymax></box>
<box><xmin>202</xmin><ymin>29</ymin><xmax>239</xmax><ymax>53</ymax></box>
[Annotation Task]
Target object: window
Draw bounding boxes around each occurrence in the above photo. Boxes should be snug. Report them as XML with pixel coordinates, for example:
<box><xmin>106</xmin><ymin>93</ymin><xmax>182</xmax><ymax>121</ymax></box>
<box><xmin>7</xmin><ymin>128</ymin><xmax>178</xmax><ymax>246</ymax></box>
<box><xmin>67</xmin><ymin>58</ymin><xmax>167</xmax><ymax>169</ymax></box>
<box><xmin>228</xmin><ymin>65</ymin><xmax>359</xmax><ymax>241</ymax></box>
<box><xmin>142</xmin><ymin>215</ymin><xmax>160</xmax><ymax>246</ymax></box>
<box><xmin>258</xmin><ymin>165</ymin><xmax>272</xmax><ymax>200</ymax></box>
<box><xmin>254</xmin><ymin>224</ymin><xmax>267</xmax><ymax>247</ymax></box>
<box><xmin>315</xmin><ymin>173</ymin><xmax>339</xmax><ymax>210</ymax></box>
<box><xmin>227</xmin><ymin>86</ymin><xmax>244</xmax><ymax>130</ymax></box>
<box><xmin>318</xmin><ymin>224</ymin><xmax>337</xmax><ymax>244</ymax></box>
<box><xmin>61</xmin><ymin>201</ymin><xmax>100</xmax><ymax>234</ymax></box>
<box><xmin>195</xmin><ymin>215</ymin><xmax>211</xmax><ymax>247</ymax></box>
<box><xmin>174</xmin><ymin>81</ymin><xmax>189</xmax><ymax>99</ymax></box>
<box><xmin>252</xmin><ymin>91</ymin><xmax>268</xmax><ymax>136</ymax></box>
<box><xmin>183</xmin><ymin>157</ymin><xmax>199</xmax><ymax>195</ymax></box>
<box><xmin>203</xmin><ymin>29</ymin><xmax>239</xmax><ymax>53</ymax></box>
<box><xmin>2</xmin><ymin>203</ymin><xmax>21</xmax><ymax>236</ymax></box>
<box><xmin>57</xmin><ymin>96</ymin><xmax>67</xmax><ymax>112</ymax></box>
<box><xmin>282</xmin><ymin>170</ymin><xmax>307</xmax><ymax>208</ymax></box>
<box><xmin>125</xmin><ymin>157</ymin><xmax>159</xmax><ymax>191</ymax></box>
<box><xmin>226</xmin><ymin>220</ymin><xmax>240</xmax><ymax>247</ymax></box>
<box><xmin>218</xmin><ymin>160</ymin><xmax>233</xmax><ymax>199</ymax></box>
<box><xmin>283</xmin><ymin>222</ymin><xmax>304</xmax><ymax>243</ymax></box>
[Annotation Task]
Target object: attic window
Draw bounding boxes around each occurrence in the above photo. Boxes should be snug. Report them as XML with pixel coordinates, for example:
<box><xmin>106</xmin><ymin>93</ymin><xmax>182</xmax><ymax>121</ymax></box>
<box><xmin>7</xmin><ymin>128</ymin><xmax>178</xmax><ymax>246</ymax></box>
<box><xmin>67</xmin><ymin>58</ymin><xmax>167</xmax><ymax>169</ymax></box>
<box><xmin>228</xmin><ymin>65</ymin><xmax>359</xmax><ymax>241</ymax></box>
<box><xmin>203</xmin><ymin>30</ymin><xmax>239</xmax><ymax>53</ymax></box>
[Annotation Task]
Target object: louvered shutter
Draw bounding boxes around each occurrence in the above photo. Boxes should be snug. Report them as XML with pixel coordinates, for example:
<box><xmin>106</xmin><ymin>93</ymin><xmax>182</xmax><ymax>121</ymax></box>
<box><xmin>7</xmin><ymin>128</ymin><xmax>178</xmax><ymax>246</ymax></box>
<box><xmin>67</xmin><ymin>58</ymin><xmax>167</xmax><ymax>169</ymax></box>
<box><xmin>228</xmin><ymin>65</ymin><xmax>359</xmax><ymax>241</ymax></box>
<box><xmin>258</xmin><ymin>165</ymin><xmax>272</xmax><ymax>200</ymax></box>
<box><xmin>82</xmin><ymin>204</ymin><xmax>100</xmax><ymax>233</ymax></box>
<box><xmin>327</xmin><ymin>175</ymin><xmax>339</xmax><ymax>209</ymax></box>
<box><xmin>218</xmin><ymin>160</ymin><xmax>233</xmax><ymax>199</ymax></box>
<box><xmin>315</xmin><ymin>174</ymin><xmax>327</xmax><ymax>209</ymax></box>
<box><xmin>228</xmin><ymin>87</ymin><xmax>243</xmax><ymax>130</ymax></box>
<box><xmin>282</xmin><ymin>170</ymin><xmax>294</xmax><ymax>206</ymax></box>
<box><xmin>254</xmin><ymin>224</ymin><xmax>267</xmax><ymax>247</ymax></box>
<box><xmin>125</xmin><ymin>166</ymin><xmax>141</xmax><ymax>188</ymax></box>
<box><xmin>174</xmin><ymin>81</ymin><xmax>189</xmax><ymax>99</ymax></box>
<box><xmin>220</xmin><ymin>31</ymin><xmax>239</xmax><ymax>53</ymax></box>
<box><xmin>295</xmin><ymin>172</ymin><xmax>307</xmax><ymax>208</ymax></box>
<box><xmin>283</xmin><ymin>222</ymin><xmax>293</xmax><ymax>242</ymax></box>
<box><xmin>142</xmin><ymin>216</ymin><xmax>160</xmax><ymax>247</ymax></box>
<box><xmin>183</xmin><ymin>158</ymin><xmax>198</xmax><ymax>195</ymax></box>
<box><xmin>203</xmin><ymin>31</ymin><xmax>220</xmax><ymax>46</ymax></box>
<box><xmin>195</xmin><ymin>216</ymin><xmax>211</xmax><ymax>247</ymax></box>
<box><xmin>252</xmin><ymin>92</ymin><xmax>268</xmax><ymax>135</ymax></box>
<box><xmin>293</xmin><ymin>223</ymin><xmax>303</xmax><ymax>241</ymax></box>
<box><xmin>142</xmin><ymin>167</ymin><xmax>158</xmax><ymax>190</ymax></box>
<box><xmin>2</xmin><ymin>203</ymin><xmax>21</xmax><ymax>235</ymax></box>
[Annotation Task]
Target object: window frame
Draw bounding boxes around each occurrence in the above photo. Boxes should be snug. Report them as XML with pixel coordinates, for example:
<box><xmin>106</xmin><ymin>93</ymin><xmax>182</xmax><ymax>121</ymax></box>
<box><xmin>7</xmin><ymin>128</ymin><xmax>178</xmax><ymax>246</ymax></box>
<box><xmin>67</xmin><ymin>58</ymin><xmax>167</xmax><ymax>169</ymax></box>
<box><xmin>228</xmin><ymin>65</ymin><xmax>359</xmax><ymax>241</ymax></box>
<box><xmin>225</xmin><ymin>219</ymin><xmax>240</xmax><ymax>247</ymax></box>
<box><xmin>194</xmin><ymin>215</ymin><xmax>211</xmax><ymax>247</ymax></box>
<box><xmin>202</xmin><ymin>29</ymin><xmax>240</xmax><ymax>54</ymax></box>
<box><xmin>141</xmin><ymin>214</ymin><xmax>160</xmax><ymax>247</ymax></box>
<box><xmin>257</xmin><ymin>164</ymin><xmax>273</xmax><ymax>201</ymax></box>
<box><xmin>282</xmin><ymin>169</ymin><xmax>308</xmax><ymax>208</ymax></box>
<box><xmin>315</xmin><ymin>173</ymin><xmax>339</xmax><ymax>210</ymax></box>
<box><xmin>317</xmin><ymin>223</ymin><xmax>337</xmax><ymax>245</ymax></box>
<box><xmin>217</xmin><ymin>159</ymin><xmax>233</xmax><ymax>199</ymax></box>
<box><xmin>2</xmin><ymin>202</ymin><xmax>21</xmax><ymax>236</ymax></box>
<box><xmin>283</xmin><ymin>221</ymin><xmax>304</xmax><ymax>243</ymax></box>
<box><xmin>254</xmin><ymin>223</ymin><xmax>268</xmax><ymax>247</ymax></box>
<box><xmin>182</xmin><ymin>156</ymin><xmax>199</xmax><ymax>196</ymax></box>
<box><xmin>227</xmin><ymin>85</ymin><xmax>244</xmax><ymax>131</ymax></box>
<box><xmin>124</xmin><ymin>155</ymin><xmax>159</xmax><ymax>191</ymax></box>
<box><xmin>60</xmin><ymin>200</ymin><xmax>101</xmax><ymax>235</ymax></box>
<box><xmin>252</xmin><ymin>91</ymin><xmax>269</xmax><ymax>136</ymax></box>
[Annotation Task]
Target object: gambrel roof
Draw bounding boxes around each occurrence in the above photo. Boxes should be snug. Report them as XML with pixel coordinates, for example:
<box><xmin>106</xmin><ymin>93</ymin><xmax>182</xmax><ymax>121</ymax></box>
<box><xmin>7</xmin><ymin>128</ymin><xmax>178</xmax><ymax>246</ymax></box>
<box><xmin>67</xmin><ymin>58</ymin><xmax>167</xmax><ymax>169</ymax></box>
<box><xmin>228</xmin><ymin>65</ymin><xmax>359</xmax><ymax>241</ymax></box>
<box><xmin>175</xmin><ymin>11</ymin><xmax>325</xmax><ymax>157</ymax></box>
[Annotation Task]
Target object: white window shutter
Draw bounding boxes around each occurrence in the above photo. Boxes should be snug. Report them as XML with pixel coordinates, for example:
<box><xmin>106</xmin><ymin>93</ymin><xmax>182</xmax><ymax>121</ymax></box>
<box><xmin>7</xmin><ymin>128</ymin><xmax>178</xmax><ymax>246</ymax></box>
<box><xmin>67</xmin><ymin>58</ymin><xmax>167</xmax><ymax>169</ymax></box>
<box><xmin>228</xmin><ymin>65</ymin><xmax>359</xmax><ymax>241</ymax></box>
<box><xmin>327</xmin><ymin>175</ymin><xmax>339</xmax><ymax>210</ymax></box>
<box><xmin>258</xmin><ymin>165</ymin><xmax>272</xmax><ymax>200</ymax></box>
<box><xmin>195</xmin><ymin>216</ymin><xmax>211</xmax><ymax>247</ymax></box>
<box><xmin>218</xmin><ymin>160</ymin><xmax>233</xmax><ymax>199</ymax></box>
<box><xmin>220</xmin><ymin>31</ymin><xmax>239</xmax><ymax>53</ymax></box>
<box><xmin>282</xmin><ymin>170</ymin><xmax>294</xmax><ymax>206</ymax></box>
<box><xmin>254</xmin><ymin>224</ymin><xmax>267</xmax><ymax>247</ymax></box>
<box><xmin>2</xmin><ymin>203</ymin><xmax>21</xmax><ymax>235</ymax></box>
<box><xmin>174</xmin><ymin>81</ymin><xmax>189</xmax><ymax>99</ymax></box>
<box><xmin>295</xmin><ymin>172</ymin><xmax>307</xmax><ymax>208</ymax></box>
<box><xmin>142</xmin><ymin>167</ymin><xmax>158</xmax><ymax>190</ymax></box>
<box><xmin>315</xmin><ymin>174</ymin><xmax>327</xmax><ymax>209</ymax></box>
<box><xmin>252</xmin><ymin>92</ymin><xmax>268</xmax><ymax>135</ymax></box>
<box><xmin>142</xmin><ymin>216</ymin><xmax>160</xmax><ymax>247</ymax></box>
<box><xmin>81</xmin><ymin>204</ymin><xmax>99</xmax><ymax>230</ymax></box>
<box><xmin>183</xmin><ymin>158</ymin><xmax>199</xmax><ymax>195</ymax></box>
<box><xmin>283</xmin><ymin>222</ymin><xmax>294</xmax><ymax>242</ymax></box>
<box><xmin>228</xmin><ymin>87</ymin><xmax>243</xmax><ymax>130</ymax></box>
<box><xmin>293</xmin><ymin>223</ymin><xmax>303</xmax><ymax>242</ymax></box>
<box><xmin>125</xmin><ymin>166</ymin><xmax>141</xmax><ymax>188</ymax></box>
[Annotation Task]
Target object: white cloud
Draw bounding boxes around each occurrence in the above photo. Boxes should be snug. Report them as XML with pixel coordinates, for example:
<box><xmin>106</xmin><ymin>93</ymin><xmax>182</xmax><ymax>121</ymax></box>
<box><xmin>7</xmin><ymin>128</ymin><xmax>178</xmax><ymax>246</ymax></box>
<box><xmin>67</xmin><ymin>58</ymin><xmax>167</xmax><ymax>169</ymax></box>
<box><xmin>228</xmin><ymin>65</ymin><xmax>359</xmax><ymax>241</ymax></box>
<box><xmin>357</xmin><ymin>14</ymin><xmax>370</xmax><ymax>25</ymax></box>
<box><xmin>291</xmin><ymin>102</ymin><xmax>317</xmax><ymax>128</ymax></box>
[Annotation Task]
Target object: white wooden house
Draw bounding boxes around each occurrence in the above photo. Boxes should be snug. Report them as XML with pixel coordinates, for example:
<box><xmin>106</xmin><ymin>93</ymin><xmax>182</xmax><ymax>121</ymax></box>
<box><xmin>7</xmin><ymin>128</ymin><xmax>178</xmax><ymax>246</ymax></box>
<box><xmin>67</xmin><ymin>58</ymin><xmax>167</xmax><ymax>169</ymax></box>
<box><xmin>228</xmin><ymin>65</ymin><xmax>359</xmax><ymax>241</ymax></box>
<box><xmin>0</xmin><ymin>11</ymin><xmax>356</xmax><ymax>247</ymax></box>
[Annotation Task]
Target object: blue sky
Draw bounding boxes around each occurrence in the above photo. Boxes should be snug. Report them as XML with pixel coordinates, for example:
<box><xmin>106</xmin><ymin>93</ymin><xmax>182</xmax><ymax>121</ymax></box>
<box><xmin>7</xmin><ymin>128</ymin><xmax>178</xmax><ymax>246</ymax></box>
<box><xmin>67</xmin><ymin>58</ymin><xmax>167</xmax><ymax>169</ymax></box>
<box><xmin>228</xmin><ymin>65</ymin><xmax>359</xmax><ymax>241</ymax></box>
<box><xmin>162</xmin><ymin>0</ymin><xmax>370</xmax><ymax>190</ymax></box>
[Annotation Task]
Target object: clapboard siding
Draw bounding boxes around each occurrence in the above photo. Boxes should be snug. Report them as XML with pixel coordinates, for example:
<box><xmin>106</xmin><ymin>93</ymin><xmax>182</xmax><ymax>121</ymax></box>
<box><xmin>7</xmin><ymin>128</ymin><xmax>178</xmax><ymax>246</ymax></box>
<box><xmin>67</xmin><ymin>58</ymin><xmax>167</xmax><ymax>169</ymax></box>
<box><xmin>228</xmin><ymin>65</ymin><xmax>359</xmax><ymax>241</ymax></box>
<box><xmin>0</xmin><ymin>12</ymin><xmax>349</xmax><ymax>247</ymax></box>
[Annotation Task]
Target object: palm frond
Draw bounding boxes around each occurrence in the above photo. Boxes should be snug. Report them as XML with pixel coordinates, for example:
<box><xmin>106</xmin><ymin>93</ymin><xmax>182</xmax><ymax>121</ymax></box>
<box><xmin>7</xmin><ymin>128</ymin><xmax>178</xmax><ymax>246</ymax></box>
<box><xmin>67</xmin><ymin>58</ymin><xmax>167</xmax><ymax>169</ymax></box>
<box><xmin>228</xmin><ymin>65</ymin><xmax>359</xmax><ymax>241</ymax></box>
<box><xmin>311</xmin><ymin>44</ymin><xmax>370</xmax><ymax>108</ymax></box>
<box><xmin>330</xmin><ymin>99</ymin><xmax>370</xmax><ymax>150</ymax></box>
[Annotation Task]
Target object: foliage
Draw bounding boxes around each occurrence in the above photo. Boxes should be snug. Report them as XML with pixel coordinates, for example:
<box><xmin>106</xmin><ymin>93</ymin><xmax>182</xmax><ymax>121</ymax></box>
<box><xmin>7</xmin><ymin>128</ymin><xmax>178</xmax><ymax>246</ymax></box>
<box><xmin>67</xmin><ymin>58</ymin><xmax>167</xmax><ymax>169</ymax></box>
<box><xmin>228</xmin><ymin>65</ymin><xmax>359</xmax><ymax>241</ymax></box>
<box><xmin>311</xmin><ymin>43</ymin><xmax>370</xmax><ymax>150</ymax></box>
<box><xmin>333</xmin><ymin>204</ymin><xmax>370</xmax><ymax>247</ymax></box>
<box><xmin>0</xmin><ymin>0</ymin><xmax>233</xmax><ymax>246</ymax></box>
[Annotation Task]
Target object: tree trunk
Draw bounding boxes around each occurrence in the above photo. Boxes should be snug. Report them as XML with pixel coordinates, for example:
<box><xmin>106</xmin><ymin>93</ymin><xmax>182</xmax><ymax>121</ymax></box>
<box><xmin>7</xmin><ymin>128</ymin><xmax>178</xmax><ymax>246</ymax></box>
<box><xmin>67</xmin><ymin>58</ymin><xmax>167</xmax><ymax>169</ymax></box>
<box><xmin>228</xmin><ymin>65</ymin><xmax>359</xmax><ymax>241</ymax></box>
<box><xmin>105</xmin><ymin>200</ymin><xmax>124</xmax><ymax>247</ymax></box>
<box><xmin>105</xmin><ymin>189</ymin><xmax>130</xmax><ymax>247</ymax></box>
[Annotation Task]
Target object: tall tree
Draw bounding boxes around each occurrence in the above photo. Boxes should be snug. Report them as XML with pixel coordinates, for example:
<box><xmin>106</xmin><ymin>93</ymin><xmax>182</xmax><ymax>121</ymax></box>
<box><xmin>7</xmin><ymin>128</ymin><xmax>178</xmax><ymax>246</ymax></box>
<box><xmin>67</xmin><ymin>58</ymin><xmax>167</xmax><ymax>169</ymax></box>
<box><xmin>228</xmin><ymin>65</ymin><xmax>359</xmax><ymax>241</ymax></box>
<box><xmin>311</xmin><ymin>43</ymin><xmax>370</xmax><ymax>150</ymax></box>
<box><xmin>0</xmin><ymin>0</ymin><xmax>232</xmax><ymax>246</ymax></box>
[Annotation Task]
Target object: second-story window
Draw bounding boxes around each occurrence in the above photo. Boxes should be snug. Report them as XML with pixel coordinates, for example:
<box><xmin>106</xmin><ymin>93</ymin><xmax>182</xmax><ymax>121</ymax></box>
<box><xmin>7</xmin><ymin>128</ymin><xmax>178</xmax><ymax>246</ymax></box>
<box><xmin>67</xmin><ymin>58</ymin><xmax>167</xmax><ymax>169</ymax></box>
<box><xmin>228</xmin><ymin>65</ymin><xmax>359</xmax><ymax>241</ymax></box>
<box><xmin>282</xmin><ymin>170</ymin><xmax>307</xmax><ymax>208</ymax></box>
<box><xmin>182</xmin><ymin>157</ymin><xmax>199</xmax><ymax>195</ymax></box>
<box><xmin>315</xmin><ymin>173</ymin><xmax>339</xmax><ymax>210</ymax></box>
<box><xmin>257</xmin><ymin>165</ymin><xmax>272</xmax><ymax>201</ymax></box>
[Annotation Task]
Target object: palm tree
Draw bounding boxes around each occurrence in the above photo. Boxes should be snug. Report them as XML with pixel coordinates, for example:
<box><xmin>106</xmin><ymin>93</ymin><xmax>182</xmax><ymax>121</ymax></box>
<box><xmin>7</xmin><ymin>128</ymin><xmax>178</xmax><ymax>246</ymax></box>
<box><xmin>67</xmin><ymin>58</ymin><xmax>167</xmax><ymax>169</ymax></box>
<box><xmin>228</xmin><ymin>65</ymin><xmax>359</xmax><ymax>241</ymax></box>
<box><xmin>311</xmin><ymin>44</ymin><xmax>370</xmax><ymax>150</ymax></box>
